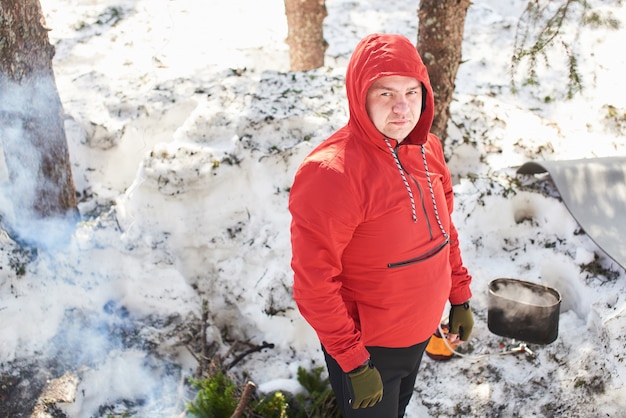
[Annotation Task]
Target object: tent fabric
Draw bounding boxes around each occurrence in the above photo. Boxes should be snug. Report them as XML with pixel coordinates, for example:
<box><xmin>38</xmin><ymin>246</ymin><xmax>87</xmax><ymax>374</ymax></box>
<box><xmin>517</xmin><ymin>157</ymin><xmax>626</xmax><ymax>270</ymax></box>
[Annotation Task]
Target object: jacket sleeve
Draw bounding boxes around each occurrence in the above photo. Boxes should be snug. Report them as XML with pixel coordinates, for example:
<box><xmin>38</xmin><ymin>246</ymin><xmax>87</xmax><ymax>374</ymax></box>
<box><xmin>289</xmin><ymin>160</ymin><xmax>370</xmax><ymax>373</ymax></box>
<box><xmin>430</xmin><ymin>134</ymin><xmax>473</xmax><ymax>305</ymax></box>
<box><xmin>447</xmin><ymin>222</ymin><xmax>473</xmax><ymax>304</ymax></box>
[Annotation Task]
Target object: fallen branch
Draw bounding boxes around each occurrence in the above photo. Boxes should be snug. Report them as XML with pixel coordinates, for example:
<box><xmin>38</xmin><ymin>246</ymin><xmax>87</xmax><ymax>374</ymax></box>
<box><xmin>231</xmin><ymin>381</ymin><xmax>257</xmax><ymax>418</ymax></box>
<box><xmin>225</xmin><ymin>341</ymin><xmax>275</xmax><ymax>371</ymax></box>
<box><xmin>197</xmin><ymin>300</ymin><xmax>210</xmax><ymax>378</ymax></box>
<box><xmin>184</xmin><ymin>343</ymin><xmax>201</xmax><ymax>364</ymax></box>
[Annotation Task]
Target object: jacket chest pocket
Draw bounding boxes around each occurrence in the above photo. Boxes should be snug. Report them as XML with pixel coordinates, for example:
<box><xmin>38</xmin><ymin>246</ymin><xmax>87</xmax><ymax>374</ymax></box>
<box><xmin>387</xmin><ymin>238</ymin><xmax>449</xmax><ymax>268</ymax></box>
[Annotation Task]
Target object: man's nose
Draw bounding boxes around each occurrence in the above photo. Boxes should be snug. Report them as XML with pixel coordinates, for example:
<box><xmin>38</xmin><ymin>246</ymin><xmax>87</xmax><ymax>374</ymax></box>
<box><xmin>393</xmin><ymin>97</ymin><xmax>409</xmax><ymax>114</ymax></box>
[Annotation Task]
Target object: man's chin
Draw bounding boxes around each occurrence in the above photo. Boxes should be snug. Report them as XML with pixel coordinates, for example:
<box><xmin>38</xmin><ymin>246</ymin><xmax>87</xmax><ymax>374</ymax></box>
<box><xmin>384</xmin><ymin>131</ymin><xmax>410</xmax><ymax>142</ymax></box>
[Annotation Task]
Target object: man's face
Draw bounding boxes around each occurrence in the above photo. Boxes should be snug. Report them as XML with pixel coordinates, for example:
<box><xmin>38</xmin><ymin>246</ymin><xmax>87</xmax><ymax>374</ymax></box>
<box><xmin>365</xmin><ymin>75</ymin><xmax>422</xmax><ymax>142</ymax></box>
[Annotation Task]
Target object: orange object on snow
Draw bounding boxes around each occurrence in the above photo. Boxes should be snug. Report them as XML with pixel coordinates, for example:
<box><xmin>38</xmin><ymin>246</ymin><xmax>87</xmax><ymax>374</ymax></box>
<box><xmin>425</xmin><ymin>324</ymin><xmax>459</xmax><ymax>361</ymax></box>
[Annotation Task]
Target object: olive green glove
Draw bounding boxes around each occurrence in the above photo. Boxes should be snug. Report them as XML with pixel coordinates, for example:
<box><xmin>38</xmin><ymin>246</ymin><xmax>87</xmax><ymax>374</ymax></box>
<box><xmin>449</xmin><ymin>302</ymin><xmax>474</xmax><ymax>341</ymax></box>
<box><xmin>347</xmin><ymin>360</ymin><xmax>383</xmax><ymax>409</ymax></box>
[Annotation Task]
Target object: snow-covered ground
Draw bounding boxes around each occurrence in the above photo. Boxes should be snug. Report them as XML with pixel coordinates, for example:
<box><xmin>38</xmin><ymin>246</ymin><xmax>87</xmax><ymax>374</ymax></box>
<box><xmin>1</xmin><ymin>0</ymin><xmax>626</xmax><ymax>416</ymax></box>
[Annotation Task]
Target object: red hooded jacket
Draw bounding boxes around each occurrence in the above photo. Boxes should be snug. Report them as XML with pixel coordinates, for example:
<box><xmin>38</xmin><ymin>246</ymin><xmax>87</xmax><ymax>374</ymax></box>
<box><xmin>289</xmin><ymin>34</ymin><xmax>472</xmax><ymax>373</ymax></box>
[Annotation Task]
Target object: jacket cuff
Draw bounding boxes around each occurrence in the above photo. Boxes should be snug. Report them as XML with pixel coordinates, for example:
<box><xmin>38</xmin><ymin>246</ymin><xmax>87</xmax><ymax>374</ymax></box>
<box><xmin>334</xmin><ymin>345</ymin><xmax>371</xmax><ymax>373</ymax></box>
<box><xmin>449</xmin><ymin>285</ymin><xmax>472</xmax><ymax>306</ymax></box>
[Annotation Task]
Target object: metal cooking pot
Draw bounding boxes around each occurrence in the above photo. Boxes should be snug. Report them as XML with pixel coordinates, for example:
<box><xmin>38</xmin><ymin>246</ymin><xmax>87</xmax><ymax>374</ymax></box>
<box><xmin>487</xmin><ymin>278</ymin><xmax>562</xmax><ymax>345</ymax></box>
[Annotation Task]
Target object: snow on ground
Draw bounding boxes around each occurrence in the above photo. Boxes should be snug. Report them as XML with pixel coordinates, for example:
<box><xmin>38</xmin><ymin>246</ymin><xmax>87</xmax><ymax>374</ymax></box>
<box><xmin>1</xmin><ymin>0</ymin><xmax>626</xmax><ymax>416</ymax></box>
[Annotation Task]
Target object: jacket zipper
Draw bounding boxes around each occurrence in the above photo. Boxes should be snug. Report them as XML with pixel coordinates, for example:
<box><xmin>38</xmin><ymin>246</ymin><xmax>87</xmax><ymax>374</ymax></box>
<box><xmin>387</xmin><ymin>238</ymin><xmax>450</xmax><ymax>268</ymax></box>
<box><xmin>409</xmin><ymin>174</ymin><xmax>434</xmax><ymax>240</ymax></box>
<box><xmin>383</xmin><ymin>139</ymin><xmax>451</xmax><ymax>269</ymax></box>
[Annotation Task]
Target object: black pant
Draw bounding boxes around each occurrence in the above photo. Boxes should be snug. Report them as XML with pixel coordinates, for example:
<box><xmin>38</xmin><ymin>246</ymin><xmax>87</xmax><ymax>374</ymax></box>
<box><xmin>323</xmin><ymin>340</ymin><xmax>429</xmax><ymax>418</ymax></box>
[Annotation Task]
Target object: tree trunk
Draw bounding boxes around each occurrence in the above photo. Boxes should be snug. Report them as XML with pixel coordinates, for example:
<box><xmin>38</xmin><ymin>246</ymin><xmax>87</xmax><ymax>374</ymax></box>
<box><xmin>284</xmin><ymin>0</ymin><xmax>328</xmax><ymax>71</ymax></box>
<box><xmin>0</xmin><ymin>0</ymin><xmax>78</xmax><ymax>246</ymax></box>
<box><xmin>417</xmin><ymin>0</ymin><xmax>471</xmax><ymax>145</ymax></box>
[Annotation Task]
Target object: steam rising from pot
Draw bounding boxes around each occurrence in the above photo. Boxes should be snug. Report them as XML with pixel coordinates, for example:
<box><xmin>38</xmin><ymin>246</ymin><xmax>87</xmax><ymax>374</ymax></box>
<box><xmin>488</xmin><ymin>278</ymin><xmax>562</xmax><ymax>345</ymax></box>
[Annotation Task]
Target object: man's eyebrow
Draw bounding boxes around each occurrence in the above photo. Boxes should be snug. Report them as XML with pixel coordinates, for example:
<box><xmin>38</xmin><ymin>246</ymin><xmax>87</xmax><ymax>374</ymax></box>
<box><xmin>371</xmin><ymin>84</ymin><xmax>421</xmax><ymax>92</ymax></box>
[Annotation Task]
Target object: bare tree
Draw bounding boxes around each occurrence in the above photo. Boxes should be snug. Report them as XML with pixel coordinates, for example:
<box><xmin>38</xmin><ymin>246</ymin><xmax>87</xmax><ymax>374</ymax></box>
<box><xmin>284</xmin><ymin>0</ymin><xmax>328</xmax><ymax>71</ymax></box>
<box><xmin>0</xmin><ymin>0</ymin><xmax>78</xmax><ymax>246</ymax></box>
<box><xmin>417</xmin><ymin>0</ymin><xmax>471</xmax><ymax>145</ymax></box>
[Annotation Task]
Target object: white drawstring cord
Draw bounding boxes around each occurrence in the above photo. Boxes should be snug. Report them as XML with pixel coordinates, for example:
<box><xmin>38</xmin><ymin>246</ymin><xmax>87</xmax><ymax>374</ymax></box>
<box><xmin>436</xmin><ymin>322</ymin><xmax>534</xmax><ymax>361</ymax></box>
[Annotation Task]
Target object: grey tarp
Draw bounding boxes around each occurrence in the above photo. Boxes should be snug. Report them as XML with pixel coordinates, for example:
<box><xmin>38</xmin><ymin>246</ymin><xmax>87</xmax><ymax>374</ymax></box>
<box><xmin>517</xmin><ymin>156</ymin><xmax>626</xmax><ymax>270</ymax></box>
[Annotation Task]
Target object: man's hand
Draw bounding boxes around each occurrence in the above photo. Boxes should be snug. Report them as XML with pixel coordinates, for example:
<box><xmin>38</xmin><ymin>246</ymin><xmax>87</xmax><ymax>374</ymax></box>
<box><xmin>347</xmin><ymin>360</ymin><xmax>383</xmax><ymax>409</ymax></box>
<box><xmin>448</xmin><ymin>302</ymin><xmax>474</xmax><ymax>344</ymax></box>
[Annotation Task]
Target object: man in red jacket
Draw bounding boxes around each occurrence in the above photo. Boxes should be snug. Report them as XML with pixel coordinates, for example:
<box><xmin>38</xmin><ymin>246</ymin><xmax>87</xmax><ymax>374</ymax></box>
<box><xmin>289</xmin><ymin>33</ymin><xmax>474</xmax><ymax>417</ymax></box>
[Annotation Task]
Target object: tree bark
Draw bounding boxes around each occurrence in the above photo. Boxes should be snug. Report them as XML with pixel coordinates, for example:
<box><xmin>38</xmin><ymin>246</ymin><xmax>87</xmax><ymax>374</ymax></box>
<box><xmin>284</xmin><ymin>0</ymin><xmax>328</xmax><ymax>71</ymax></box>
<box><xmin>417</xmin><ymin>0</ymin><xmax>471</xmax><ymax>145</ymax></box>
<box><xmin>0</xmin><ymin>0</ymin><xmax>78</xmax><ymax>245</ymax></box>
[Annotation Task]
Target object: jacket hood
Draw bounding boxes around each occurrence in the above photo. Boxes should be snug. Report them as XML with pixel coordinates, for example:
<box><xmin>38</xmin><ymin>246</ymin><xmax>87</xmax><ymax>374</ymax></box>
<box><xmin>345</xmin><ymin>33</ymin><xmax>435</xmax><ymax>146</ymax></box>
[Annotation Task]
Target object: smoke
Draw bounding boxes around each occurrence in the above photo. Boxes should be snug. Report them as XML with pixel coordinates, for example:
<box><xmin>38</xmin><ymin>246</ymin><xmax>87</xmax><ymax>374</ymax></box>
<box><xmin>0</xmin><ymin>75</ymin><xmax>195</xmax><ymax>412</ymax></box>
<box><xmin>0</xmin><ymin>229</ymin><xmax>201</xmax><ymax>416</ymax></box>
<box><xmin>0</xmin><ymin>76</ymin><xmax>77</xmax><ymax>249</ymax></box>
<box><xmin>46</xmin><ymin>296</ymin><xmax>191</xmax><ymax>416</ymax></box>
